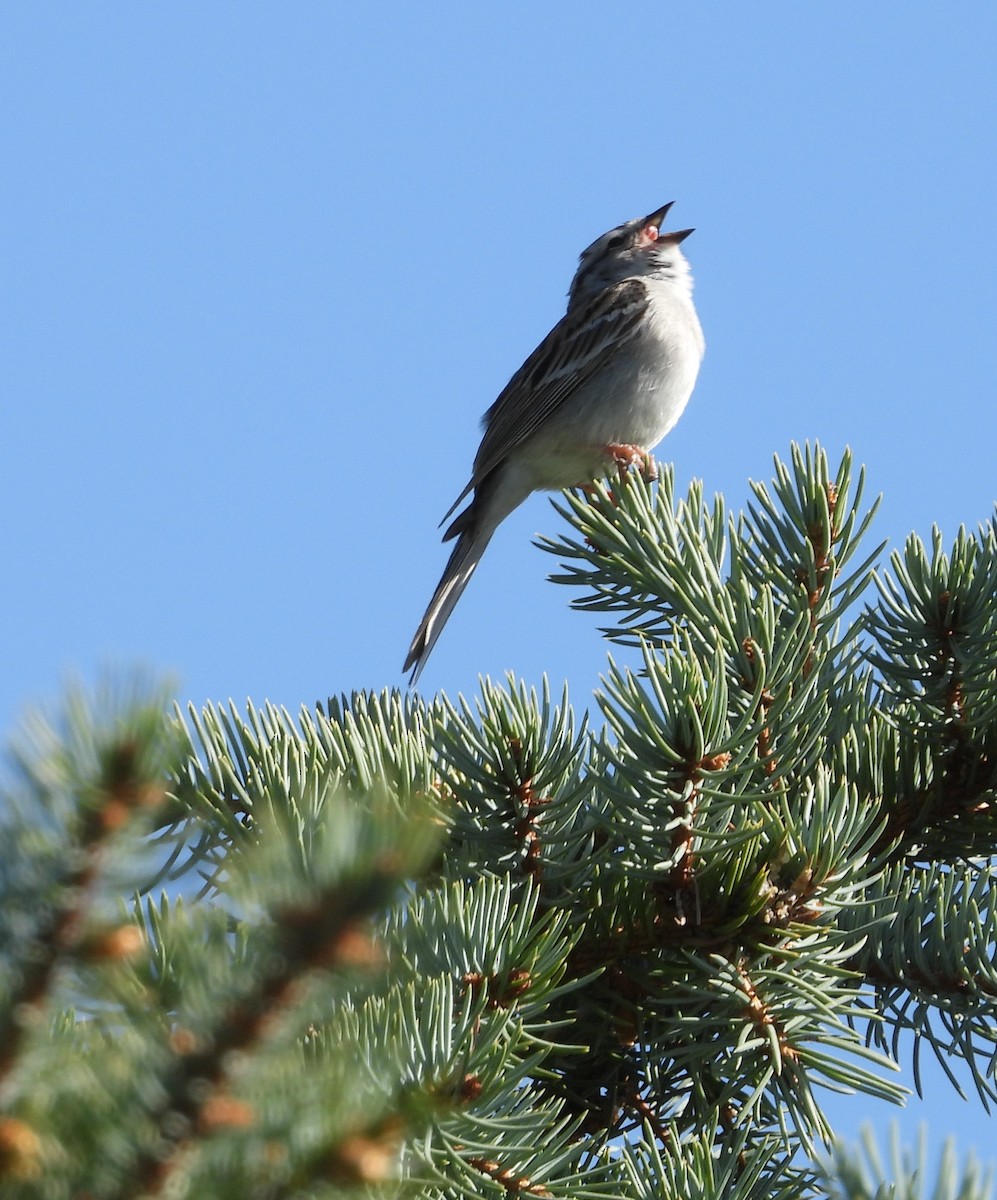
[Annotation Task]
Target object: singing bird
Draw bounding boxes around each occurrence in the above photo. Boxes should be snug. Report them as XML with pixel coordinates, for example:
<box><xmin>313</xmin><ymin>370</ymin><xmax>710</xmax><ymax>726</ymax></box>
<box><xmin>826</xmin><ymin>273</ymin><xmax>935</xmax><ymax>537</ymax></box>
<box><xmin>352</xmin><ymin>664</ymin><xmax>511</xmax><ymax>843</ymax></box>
<box><xmin>404</xmin><ymin>202</ymin><xmax>704</xmax><ymax>683</ymax></box>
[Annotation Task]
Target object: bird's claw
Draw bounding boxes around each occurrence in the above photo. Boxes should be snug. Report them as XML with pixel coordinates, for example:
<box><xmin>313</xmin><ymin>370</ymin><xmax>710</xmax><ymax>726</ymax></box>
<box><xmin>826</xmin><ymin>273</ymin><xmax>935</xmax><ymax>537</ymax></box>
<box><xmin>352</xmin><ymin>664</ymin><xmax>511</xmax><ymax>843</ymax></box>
<box><xmin>605</xmin><ymin>443</ymin><xmax>658</xmax><ymax>483</ymax></box>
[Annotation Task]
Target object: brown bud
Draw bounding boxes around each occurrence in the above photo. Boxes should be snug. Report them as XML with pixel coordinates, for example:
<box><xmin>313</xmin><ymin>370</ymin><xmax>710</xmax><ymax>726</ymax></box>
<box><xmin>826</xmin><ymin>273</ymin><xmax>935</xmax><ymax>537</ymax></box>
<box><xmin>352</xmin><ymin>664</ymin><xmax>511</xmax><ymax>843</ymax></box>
<box><xmin>0</xmin><ymin>1118</ymin><xmax>42</xmax><ymax>1179</ymax></box>
<box><xmin>81</xmin><ymin>924</ymin><xmax>145</xmax><ymax>962</ymax></box>
<box><xmin>331</xmin><ymin>925</ymin><xmax>385</xmax><ymax>969</ymax></box>
<box><xmin>199</xmin><ymin>1095</ymin><xmax>255</xmax><ymax>1132</ymax></box>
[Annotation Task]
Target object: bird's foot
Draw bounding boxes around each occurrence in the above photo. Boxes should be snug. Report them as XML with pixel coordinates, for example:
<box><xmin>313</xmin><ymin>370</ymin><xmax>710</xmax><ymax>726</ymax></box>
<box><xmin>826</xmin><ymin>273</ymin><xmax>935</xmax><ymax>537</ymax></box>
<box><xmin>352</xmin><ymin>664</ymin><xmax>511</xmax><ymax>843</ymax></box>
<box><xmin>605</xmin><ymin>443</ymin><xmax>657</xmax><ymax>483</ymax></box>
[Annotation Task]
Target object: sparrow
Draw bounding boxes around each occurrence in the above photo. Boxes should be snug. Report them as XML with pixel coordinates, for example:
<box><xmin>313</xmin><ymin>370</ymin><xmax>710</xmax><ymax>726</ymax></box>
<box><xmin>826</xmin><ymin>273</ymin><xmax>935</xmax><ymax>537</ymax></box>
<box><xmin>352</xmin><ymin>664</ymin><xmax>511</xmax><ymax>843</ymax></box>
<box><xmin>404</xmin><ymin>202</ymin><xmax>704</xmax><ymax>683</ymax></box>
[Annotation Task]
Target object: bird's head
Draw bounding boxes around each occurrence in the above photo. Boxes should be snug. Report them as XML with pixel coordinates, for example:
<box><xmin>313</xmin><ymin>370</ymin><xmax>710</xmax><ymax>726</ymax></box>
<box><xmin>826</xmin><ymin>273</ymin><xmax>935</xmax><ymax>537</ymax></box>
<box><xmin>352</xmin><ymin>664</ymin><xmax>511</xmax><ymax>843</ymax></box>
<box><xmin>568</xmin><ymin>203</ymin><xmax>694</xmax><ymax>310</ymax></box>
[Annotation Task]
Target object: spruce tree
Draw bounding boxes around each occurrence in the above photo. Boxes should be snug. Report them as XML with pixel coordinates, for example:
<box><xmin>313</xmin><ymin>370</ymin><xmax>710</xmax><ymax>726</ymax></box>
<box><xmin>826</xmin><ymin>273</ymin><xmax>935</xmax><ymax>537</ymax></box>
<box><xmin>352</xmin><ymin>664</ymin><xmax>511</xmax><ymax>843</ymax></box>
<box><xmin>1</xmin><ymin>444</ymin><xmax>995</xmax><ymax>1198</ymax></box>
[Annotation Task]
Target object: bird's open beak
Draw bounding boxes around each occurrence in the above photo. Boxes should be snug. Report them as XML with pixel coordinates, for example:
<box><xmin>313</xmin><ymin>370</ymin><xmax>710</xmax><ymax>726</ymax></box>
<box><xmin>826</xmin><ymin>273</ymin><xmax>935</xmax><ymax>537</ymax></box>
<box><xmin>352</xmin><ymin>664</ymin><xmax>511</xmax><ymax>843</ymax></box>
<box><xmin>644</xmin><ymin>202</ymin><xmax>694</xmax><ymax>244</ymax></box>
<box><xmin>645</xmin><ymin>202</ymin><xmax>675</xmax><ymax>228</ymax></box>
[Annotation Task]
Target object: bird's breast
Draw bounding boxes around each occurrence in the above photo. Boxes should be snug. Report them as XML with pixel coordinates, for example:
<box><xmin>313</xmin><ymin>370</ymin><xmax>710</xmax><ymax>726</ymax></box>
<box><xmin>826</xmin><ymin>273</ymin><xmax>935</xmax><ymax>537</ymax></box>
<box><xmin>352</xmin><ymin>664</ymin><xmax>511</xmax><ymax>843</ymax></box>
<box><xmin>518</xmin><ymin>288</ymin><xmax>704</xmax><ymax>490</ymax></box>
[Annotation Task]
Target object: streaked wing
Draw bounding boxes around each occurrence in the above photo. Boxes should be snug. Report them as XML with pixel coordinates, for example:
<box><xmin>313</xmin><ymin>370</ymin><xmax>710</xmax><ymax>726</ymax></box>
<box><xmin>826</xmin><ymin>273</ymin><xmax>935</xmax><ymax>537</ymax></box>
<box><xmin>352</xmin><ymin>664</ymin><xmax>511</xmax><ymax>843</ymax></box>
<box><xmin>441</xmin><ymin>278</ymin><xmax>650</xmax><ymax>522</ymax></box>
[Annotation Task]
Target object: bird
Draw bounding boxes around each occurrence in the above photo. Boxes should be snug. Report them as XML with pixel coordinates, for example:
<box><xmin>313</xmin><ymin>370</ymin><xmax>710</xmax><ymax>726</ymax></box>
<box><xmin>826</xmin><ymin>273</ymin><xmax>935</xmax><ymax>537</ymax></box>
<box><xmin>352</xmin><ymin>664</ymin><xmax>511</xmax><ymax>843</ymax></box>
<box><xmin>403</xmin><ymin>202</ymin><xmax>705</xmax><ymax>684</ymax></box>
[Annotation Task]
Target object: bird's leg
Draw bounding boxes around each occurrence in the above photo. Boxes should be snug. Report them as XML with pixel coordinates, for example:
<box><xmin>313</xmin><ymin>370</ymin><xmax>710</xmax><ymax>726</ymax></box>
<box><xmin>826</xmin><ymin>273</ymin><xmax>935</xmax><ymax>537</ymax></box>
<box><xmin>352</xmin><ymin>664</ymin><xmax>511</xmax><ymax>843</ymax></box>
<box><xmin>605</xmin><ymin>443</ymin><xmax>658</xmax><ymax>483</ymax></box>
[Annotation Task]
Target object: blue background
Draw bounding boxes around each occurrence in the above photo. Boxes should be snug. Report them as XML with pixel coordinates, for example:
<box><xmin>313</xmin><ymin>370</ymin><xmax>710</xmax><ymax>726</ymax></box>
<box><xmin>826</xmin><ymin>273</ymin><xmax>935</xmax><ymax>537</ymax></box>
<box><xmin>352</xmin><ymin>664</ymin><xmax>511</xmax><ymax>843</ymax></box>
<box><xmin>2</xmin><ymin>3</ymin><xmax>995</xmax><ymax>1172</ymax></box>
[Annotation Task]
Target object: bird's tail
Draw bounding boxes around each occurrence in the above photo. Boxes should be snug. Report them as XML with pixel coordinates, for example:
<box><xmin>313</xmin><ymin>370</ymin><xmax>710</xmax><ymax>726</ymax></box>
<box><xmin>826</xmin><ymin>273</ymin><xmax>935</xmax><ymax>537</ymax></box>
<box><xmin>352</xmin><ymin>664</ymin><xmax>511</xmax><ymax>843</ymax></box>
<box><xmin>403</xmin><ymin>526</ymin><xmax>492</xmax><ymax>685</ymax></box>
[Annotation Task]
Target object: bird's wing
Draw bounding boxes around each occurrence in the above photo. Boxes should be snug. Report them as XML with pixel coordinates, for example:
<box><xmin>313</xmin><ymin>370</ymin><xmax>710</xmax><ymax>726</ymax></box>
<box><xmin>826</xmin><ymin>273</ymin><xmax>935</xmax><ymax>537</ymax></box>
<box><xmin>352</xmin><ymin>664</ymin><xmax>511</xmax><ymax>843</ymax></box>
<box><xmin>441</xmin><ymin>278</ymin><xmax>650</xmax><ymax>523</ymax></box>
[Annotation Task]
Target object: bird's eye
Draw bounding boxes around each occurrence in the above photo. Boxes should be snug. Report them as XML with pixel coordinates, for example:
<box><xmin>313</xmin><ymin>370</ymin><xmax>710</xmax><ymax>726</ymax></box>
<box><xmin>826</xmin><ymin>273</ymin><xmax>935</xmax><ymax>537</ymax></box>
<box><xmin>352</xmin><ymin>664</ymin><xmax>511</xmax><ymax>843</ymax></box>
<box><xmin>606</xmin><ymin>233</ymin><xmax>626</xmax><ymax>251</ymax></box>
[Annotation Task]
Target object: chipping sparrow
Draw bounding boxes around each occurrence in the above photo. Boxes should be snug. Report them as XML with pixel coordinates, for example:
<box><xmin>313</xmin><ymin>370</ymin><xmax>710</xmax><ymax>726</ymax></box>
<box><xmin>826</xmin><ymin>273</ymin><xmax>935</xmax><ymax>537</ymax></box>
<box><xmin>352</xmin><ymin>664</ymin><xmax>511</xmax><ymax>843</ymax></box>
<box><xmin>404</xmin><ymin>202</ymin><xmax>705</xmax><ymax>683</ymax></box>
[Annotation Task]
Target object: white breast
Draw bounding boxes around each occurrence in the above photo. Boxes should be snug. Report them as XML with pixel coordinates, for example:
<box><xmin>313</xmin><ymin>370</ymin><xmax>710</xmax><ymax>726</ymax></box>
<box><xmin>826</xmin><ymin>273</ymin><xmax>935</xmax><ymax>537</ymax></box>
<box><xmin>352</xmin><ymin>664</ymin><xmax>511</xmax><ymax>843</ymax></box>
<box><xmin>514</xmin><ymin>276</ymin><xmax>704</xmax><ymax>492</ymax></box>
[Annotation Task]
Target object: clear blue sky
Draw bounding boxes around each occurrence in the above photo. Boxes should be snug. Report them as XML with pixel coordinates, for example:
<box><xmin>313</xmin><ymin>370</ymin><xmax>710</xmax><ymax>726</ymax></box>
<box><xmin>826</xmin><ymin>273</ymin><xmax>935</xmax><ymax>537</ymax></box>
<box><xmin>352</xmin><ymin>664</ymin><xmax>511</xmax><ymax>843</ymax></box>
<box><xmin>2</xmin><ymin>2</ymin><xmax>995</xmax><ymax>1173</ymax></box>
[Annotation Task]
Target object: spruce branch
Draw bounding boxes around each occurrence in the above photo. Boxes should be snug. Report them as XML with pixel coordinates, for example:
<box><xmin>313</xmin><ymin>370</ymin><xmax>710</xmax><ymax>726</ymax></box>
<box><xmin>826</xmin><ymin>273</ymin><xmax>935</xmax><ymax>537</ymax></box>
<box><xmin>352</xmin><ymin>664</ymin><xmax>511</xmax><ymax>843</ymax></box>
<box><xmin>817</xmin><ymin>1125</ymin><xmax>993</xmax><ymax>1200</ymax></box>
<box><xmin>532</xmin><ymin>443</ymin><xmax>995</xmax><ymax>1147</ymax></box>
<box><xmin>865</xmin><ymin>517</ymin><xmax>997</xmax><ymax>861</ymax></box>
<box><xmin>0</xmin><ymin>678</ymin><xmax>176</xmax><ymax>1089</ymax></box>
<box><xmin>434</xmin><ymin>677</ymin><xmax>596</xmax><ymax>894</ymax></box>
<box><xmin>619</xmin><ymin>1118</ymin><xmax>814</xmax><ymax>1200</ymax></box>
<box><xmin>0</xmin><ymin>686</ymin><xmax>443</xmax><ymax>1197</ymax></box>
<box><xmin>3</xmin><ymin>444</ymin><xmax>996</xmax><ymax>1197</ymax></box>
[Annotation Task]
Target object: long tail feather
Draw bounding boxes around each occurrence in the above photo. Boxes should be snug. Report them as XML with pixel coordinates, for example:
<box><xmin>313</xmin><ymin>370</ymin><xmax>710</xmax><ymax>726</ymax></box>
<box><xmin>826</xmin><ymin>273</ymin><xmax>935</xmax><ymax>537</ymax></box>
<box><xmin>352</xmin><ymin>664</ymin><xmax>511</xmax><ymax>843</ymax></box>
<box><xmin>403</xmin><ymin>529</ymin><xmax>491</xmax><ymax>685</ymax></box>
